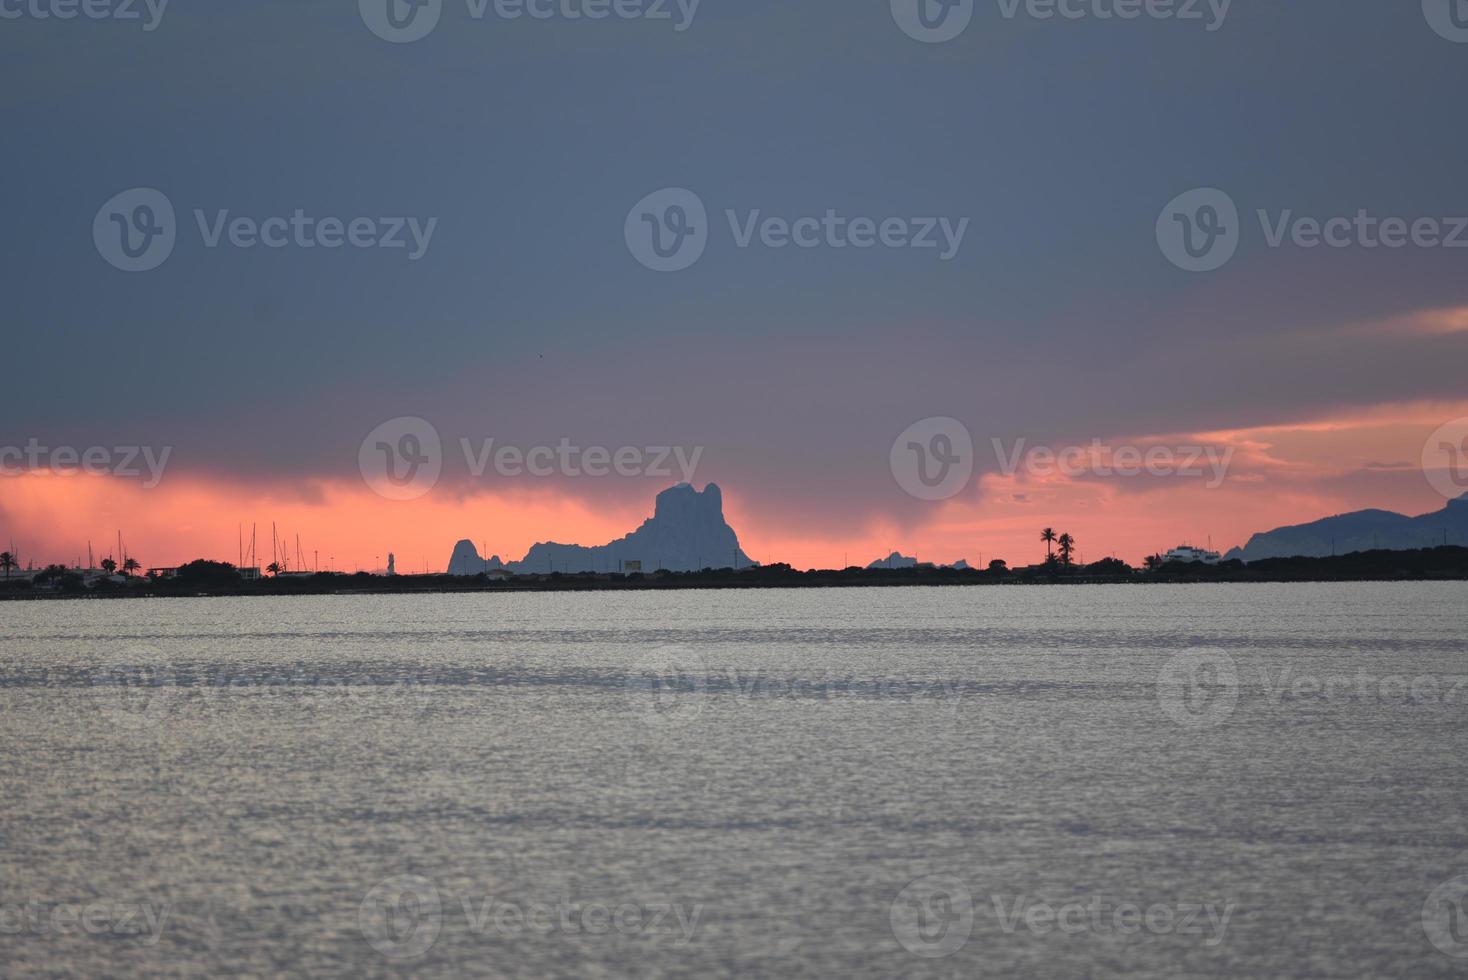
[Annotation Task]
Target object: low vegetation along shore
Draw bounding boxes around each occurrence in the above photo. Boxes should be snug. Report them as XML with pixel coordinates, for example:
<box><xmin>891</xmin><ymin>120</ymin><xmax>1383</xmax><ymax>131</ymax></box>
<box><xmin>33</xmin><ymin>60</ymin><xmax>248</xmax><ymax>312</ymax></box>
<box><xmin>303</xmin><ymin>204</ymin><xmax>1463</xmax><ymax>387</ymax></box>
<box><xmin>2</xmin><ymin>547</ymin><xmax>1466</xmax><ymax>600</ymax></box>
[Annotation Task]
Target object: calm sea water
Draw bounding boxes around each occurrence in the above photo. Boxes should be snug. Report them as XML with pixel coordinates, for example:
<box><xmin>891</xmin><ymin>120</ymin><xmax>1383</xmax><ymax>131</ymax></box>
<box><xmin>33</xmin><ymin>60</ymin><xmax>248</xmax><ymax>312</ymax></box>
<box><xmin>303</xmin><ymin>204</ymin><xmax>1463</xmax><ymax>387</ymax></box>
<box><xmin>1</xmin><ymin>583</ymin><xmax>1466</xmax><ymax>978</ymax></box>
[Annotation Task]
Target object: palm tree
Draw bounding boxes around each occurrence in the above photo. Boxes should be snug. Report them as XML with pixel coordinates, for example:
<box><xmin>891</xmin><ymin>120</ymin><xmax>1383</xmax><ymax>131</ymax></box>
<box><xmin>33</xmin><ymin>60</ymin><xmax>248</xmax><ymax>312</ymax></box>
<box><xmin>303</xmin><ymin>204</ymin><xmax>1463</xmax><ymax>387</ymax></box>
<box><xmin>266</xmin><ymin>562</ymin><xmax>282</xmax><ymax>577</ymax></box>
<box><xmin>100</xmin><ymin>557</ymin><xmax>118</xmax><ymax>575</ymax></box>
<box><xmin>122</xmin><ymin>557</ymin><xmax>141</xmax><ymax>577</ymax></box>
<box><xmin>0</xmin><ymin>552</ymin><xmax>16</xmax><ymax>581</ymax></box>
<box><xmin>1143</xmin><ymin>554</ymin><xmax>1163</xmax><ymax>572</ymax></box>
<box><xmin>1040</xmin><ymin>528</ymin><xmax>1057</xmax><ymax>560</ymax></box>
<box><xmin>1057</xmin><ymin>533</ymin><xmax>1076</xmax><ymax>569</ymax></box>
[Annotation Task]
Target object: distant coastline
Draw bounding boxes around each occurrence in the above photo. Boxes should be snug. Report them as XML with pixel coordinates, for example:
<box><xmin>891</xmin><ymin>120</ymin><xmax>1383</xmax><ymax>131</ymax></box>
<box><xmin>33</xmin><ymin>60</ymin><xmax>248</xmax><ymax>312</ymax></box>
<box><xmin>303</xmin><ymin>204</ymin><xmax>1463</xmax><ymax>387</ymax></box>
<box><xmin>3</xmin><ymin>546</ymin><xmax>1465</xmax><ymax>601</ymax></box>
<box><xmin>7</xmin><ymin>486</ymin><xmax>1464</xmax><ymax>601</ymax></box>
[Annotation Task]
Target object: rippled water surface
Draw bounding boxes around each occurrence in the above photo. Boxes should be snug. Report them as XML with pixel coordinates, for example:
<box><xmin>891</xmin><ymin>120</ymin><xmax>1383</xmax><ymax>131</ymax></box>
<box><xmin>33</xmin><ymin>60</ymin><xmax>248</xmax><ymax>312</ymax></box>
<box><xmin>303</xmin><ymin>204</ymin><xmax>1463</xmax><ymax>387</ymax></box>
<box><xmin>2</xmin><ymin>583</ymin><xmax>1466</xmax><ymax>977</ymax></box>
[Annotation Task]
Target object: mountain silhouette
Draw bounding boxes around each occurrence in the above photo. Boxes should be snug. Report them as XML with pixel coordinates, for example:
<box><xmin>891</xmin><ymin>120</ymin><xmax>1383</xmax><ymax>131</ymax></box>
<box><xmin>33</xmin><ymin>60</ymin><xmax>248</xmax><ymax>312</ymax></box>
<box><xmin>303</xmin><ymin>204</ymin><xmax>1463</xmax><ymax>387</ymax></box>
<box><xmin>446</xmin><ymin>542</ymin><xmax>505</xmax><ymax>576</ymax></box>
<box><xmin>867</xmin><ymin>552</ymin><xmax>919</xmax><ymax>569</ymax></box>
<box><xmin>448</xmin><ymin>483</ymin><xmax>756</xmax><ymax>575</ymax></box>
<box><xmin>1225</xmin><ymin>493</ymin><xmax>1468</xmax><ymax>561</ymax></box>
<box><xmin>865</xmin><ymin>553</ymin><xmax>969</xmax><ymax>570</ymax></box>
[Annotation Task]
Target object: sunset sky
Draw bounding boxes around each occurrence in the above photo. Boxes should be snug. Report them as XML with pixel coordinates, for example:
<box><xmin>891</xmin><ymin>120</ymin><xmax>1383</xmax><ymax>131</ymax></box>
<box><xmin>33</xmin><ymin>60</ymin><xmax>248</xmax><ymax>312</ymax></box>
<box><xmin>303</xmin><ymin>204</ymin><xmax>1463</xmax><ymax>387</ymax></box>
<box><xmin>4</xmin><ymin>2</ymin><xmax>1467</xmax><ymax>571</ymax></box>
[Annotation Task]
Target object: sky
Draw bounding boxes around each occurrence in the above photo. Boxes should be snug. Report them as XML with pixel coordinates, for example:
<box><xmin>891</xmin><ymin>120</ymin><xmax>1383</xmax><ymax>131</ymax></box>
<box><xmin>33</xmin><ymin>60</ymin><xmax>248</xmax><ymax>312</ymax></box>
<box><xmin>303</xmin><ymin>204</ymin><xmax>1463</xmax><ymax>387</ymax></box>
<box><xmin>3</xmin><ymin>0</ymin><xmax>1467</xmax><ymax>571</ymax></box>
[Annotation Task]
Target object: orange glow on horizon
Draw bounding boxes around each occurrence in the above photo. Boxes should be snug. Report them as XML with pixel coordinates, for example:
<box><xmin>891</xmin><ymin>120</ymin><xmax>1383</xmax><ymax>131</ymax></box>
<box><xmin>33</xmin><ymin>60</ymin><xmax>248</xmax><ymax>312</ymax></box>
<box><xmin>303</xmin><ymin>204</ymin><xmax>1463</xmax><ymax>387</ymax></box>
<box><xmin>2</xmin><ymin>399</ymin><xmax>1465</xmax><ymax>572</ymax></box>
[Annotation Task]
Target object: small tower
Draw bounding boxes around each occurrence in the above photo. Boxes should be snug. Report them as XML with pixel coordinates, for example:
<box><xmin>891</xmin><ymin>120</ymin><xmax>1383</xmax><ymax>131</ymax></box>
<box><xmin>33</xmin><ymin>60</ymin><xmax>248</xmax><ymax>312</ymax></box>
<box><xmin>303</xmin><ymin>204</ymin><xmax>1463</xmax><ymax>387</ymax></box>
<box><xmin>386</xmin><ymin>553</ymin><xmax>396</xmax><ymax>577</ymax></box>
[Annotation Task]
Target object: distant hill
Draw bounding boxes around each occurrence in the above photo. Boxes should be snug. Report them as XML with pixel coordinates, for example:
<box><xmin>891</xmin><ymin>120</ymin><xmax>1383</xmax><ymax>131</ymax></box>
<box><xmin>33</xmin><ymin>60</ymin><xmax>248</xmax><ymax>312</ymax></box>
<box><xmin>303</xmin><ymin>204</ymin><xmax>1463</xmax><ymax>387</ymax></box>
<box><xmin>1225</xmin><ymin>493</ymin><xmax>1468</xmax><ymax>562</ymax></box>
<box><xmin>865</xmin><ymin>552</ymin><xmax>970</xmax><ymax>570</ymax></box>
<box><xmin>446</xmin><ymin>542</ymin><xmax>505</xmax><ymax>576</ymax></box>
<box><xmin>448</xmin><ymin>483</ymin><xmax>756</xmax><ymax>575</ymax></box>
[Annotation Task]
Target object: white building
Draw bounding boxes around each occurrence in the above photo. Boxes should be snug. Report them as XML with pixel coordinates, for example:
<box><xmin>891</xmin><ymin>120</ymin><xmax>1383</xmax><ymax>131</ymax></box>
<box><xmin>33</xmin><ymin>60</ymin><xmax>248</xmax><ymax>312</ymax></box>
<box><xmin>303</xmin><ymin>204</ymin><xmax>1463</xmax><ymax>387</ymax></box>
<box><xmin>1162</xmin><ymin>545</ymin><xmax>1222</xmax><ymax>565</ymax></box>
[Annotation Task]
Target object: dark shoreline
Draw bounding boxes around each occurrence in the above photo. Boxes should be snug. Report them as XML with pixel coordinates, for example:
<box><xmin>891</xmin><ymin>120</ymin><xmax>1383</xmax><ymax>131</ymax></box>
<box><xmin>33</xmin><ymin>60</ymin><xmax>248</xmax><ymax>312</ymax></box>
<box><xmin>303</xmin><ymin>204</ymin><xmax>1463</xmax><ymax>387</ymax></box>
<box><xmin>4</xmin><ymin>546</ymin><xmax>1466</xmax><ymax>600</ymax></box>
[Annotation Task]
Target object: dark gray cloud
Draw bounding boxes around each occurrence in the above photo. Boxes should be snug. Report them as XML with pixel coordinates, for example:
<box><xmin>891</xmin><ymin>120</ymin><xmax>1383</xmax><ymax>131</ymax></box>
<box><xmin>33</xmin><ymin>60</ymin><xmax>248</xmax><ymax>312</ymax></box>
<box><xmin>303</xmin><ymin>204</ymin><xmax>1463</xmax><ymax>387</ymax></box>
<box><xmin>4</xmin><ymin>0</ymin><xmax>1466</xmax><ymax>533</ymax></box>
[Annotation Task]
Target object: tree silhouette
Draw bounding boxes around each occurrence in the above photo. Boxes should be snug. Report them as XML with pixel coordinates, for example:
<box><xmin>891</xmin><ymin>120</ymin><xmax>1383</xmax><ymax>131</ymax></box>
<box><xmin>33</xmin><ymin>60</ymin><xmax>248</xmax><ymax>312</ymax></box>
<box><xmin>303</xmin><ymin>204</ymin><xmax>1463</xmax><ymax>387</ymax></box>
<box><xmin>122</xmin><ymin>557</ymin><xmax>140</xmax><ymax>577</ymax></box>
<box><xmin>175</xmin><ymin>560</ymin><xmax>243</xmax><ymax>587</ymax></box>
<box><xmin>0</xmin><ymin>552</ymin><xmax>16</xmax><ymax>581</ymax></box>
<box><xmin>100</xmin><ymin>557</ymin><xmax>118</xmax><ymax>575</ymax></box>
<box><xmin>1041</xmin><ymin>528</ymin><xmax>1057</xmax><ymax>560</ymax></box>
<box><xmin>1057</xmin><ymin>533</ymin><xmax>1076</xmax><ymax>568</ymax></box>
<box><xmin>1143</xmin><ymin>554</ymin><xmax>1163</xmax><ymax>572</ymax></box>
<box><xmin>266</xmin><ymin>562</ymin><xmax>282</xmax><ymax>576</ymax></box>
